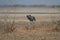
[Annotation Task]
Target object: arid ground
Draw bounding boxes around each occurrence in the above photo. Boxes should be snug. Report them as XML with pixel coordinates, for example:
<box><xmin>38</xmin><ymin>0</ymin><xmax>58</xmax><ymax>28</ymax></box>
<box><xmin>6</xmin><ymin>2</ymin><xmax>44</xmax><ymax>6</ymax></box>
<box><xmin>0</xmin><ymin>7</ymin><xmax>60</xmax><ymax>40</ymax></box>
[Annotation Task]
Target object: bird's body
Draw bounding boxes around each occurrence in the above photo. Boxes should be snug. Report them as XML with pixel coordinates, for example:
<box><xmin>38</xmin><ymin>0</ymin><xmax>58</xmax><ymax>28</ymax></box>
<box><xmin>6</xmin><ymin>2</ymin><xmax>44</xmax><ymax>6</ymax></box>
<box><xmin>26</xmin><ymin>15</ymin><xmax>36</xmax><ymax>22</ymax></box>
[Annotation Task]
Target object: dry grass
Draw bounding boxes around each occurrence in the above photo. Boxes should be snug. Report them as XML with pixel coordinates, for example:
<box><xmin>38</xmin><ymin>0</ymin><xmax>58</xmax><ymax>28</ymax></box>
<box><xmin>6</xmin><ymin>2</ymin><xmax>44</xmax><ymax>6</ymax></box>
<box><xmin>0</xmin><ymin>14</ymin><xmax>60</xmax><ymax>32</ymax></box>
<box><xmin>0</xmin><ymin>14</ymin><xmax>60</xmax><ymax>40</ymax></box>
<box><xmin>0</xmin><ymin>19</ymin><xmax>60</xmax><ymax>33</ymax></box>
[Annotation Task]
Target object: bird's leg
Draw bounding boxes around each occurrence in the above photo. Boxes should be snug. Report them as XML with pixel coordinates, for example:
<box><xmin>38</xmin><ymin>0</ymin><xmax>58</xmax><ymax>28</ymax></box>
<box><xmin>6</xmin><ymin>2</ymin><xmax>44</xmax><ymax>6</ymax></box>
<box><xmin>29</xmin><ymin>21</ymin><xmax>35</xmax><ymax>30</ymax></box>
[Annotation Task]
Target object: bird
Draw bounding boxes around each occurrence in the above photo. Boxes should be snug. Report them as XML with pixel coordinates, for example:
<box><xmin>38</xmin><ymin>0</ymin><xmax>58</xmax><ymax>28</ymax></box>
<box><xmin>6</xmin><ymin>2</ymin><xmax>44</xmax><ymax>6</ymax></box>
<box><xmin>26</xmin><ymin>15</ymin><xmax>36</xmax><ymax>22</ymax></box>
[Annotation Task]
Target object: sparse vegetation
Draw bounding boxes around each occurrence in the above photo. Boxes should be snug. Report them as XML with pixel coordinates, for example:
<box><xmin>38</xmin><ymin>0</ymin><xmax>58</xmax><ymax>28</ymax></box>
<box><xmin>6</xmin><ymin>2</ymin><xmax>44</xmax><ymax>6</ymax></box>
<box><xmin>0</xmin><ymin>14</ymin><xmax>60</xmax><ymax>33</ymax></box>
<box><xmin>0</xmin><ymin>14</ymin><xmax>16</xmax><ymax>34</ymax></box>
<box><xmin>0</xmin><ymin>14</ymin><xmax>60</xmax><ymax>40</ymax></box>
<box><xmin>0</xmin><ymin>7</ymin><xmax>60</xmax><ymax>40</ymax></box>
